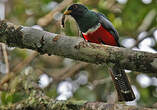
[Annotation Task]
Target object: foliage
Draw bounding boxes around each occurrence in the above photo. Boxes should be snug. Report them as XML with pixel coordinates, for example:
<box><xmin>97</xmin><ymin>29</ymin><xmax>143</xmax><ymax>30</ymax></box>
<box><xmin>0</xmin><ymin>0</ymin><xmax>157</xmax><ymax>108</ymax></box>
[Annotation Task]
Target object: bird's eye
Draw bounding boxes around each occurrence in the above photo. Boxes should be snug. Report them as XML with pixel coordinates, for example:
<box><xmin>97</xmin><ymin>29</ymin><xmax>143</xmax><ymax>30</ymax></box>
<box><xmin>73</xmin><ymin>5</ymin><xmax>78</xmax><ymax>9</ymax></box>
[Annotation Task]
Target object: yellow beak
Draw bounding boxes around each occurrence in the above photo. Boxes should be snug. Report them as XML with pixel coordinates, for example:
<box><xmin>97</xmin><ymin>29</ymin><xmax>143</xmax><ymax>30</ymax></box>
<box><xmin>64</xmin><ymin>10</ymin><xmax>72</xmax><ymax>15</ymax></box>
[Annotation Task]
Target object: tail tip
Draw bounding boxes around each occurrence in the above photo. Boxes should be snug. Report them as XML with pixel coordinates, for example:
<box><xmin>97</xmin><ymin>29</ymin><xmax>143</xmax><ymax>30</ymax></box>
<box><xmin>118</xmin><ymin>92</ymin><xmax>136</xmax><ymax>102</ymax></box>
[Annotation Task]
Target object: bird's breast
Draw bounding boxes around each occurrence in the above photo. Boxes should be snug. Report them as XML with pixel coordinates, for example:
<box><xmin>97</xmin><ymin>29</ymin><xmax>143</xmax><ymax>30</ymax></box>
<box><xmin>82</xmin><ymin>24</ymin><xmax>117</xmax><ymax>46</ymax></box>
<box><xmin>83</xmin><ymin>23</ymin><xmax>101</xmax><ymax>35</ymax></box>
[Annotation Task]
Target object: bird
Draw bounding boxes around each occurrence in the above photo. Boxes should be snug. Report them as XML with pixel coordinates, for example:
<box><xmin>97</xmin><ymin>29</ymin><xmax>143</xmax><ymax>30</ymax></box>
<box><xmin>63</xmin><ymin>3</ymin><xmax>135</xmax><ymax>101</ymax></box>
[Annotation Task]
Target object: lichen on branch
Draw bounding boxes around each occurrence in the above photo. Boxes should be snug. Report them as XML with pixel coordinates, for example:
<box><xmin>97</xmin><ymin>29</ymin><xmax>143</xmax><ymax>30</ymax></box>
<box><xmin>0</xmin><ymin>20</ymin><xmax>157</xmax><ymax>74</ymax></box>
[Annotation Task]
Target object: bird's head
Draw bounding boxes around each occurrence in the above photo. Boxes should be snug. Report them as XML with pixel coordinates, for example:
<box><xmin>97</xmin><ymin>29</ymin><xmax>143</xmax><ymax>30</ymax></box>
<box><xmin>62</xmin><ymin>4</ymin><xmax>98</xmax><ymax>32</ymax></box>
<box><xmin>64</xmin><ymin>4</ymin><xmax>88</xmax><ymax>18</ymax></box>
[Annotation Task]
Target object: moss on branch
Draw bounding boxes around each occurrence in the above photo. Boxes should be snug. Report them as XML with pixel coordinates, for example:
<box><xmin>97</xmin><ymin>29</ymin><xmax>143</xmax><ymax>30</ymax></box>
<box><xmin>0</xmin><ymin>20</ymin><xmax>157</xmax><ymax>74</ymax></box>
<box><xmin>0</xmin><ymin>90</ymin><xmax>155</xmax><ymax>110</ymax></box>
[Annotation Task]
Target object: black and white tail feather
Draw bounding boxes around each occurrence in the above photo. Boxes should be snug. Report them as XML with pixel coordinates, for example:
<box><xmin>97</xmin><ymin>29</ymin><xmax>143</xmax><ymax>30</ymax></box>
<box><xmin>97</xmin><ymin>13</ymin><xmax>135</xmax><ymax>101</ymax></box>
<box><xmin>109</xmin><ymin>64</ymin><xmax>135</xmax><ymax>101</ymax></box>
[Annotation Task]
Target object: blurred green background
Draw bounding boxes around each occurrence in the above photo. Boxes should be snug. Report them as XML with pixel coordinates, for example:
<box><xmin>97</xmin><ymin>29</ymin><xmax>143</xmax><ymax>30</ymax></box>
<box><xmin>0</xmin><ymin>0</ymin><xmax>157</xmax><ymax>108</ymax></box>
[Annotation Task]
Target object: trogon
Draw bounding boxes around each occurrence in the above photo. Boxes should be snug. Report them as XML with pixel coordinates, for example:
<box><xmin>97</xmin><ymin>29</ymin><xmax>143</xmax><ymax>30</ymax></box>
<box><xmin>63</xmin><ymin>4</ymin><xmax>135</xmax><ymax>101</ymax></box>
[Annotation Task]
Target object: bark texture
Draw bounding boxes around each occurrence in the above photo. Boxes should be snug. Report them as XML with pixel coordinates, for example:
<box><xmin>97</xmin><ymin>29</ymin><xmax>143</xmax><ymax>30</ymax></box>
<box><xmin>0</xmin><ymin>90</ymin><xmax>156</xmax><ymax>110</ymax></box>
<box><xmin>0</xmin><ymin>20</ymin><xmax>157</xmax><ymax>74</ymax></box>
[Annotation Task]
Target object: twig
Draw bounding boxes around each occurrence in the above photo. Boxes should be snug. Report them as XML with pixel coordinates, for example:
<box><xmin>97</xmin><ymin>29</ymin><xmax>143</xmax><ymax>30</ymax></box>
<box><xmin>129</xmin><ymin>10</ymin><xmax>157</xmax><ymax>49</ymax></box>
<box><xmin>0</xmin><ymin>51</ymin><xmax>38</xmax><ymax>89</ymax></box>
<box><xmin>92</xmin><ymin>77</ymin><xmax>111</xmax><ymax>87</ymax></box>
<box><xmin>12</xmin><ymin>52</ymin><xmax>38</xmax><ymax>73</ymax></box>
<box><xmin>137</xmin><ymin>9</ymin><xmax>156</xmax><ymax>33</ymax></box>
<box><xmin>53</xmin><ymin>62</ymin><xmax>88</xmax><ymax>82</ymax></box>
<box><xmin>37</xmin><ymin>0</ymin><xmax>73</xmax><ymax>26</ymax></box>
<box><xmin>105</xmin><ymin>0</ymin><xmax>122</xmax><ymax>13</ymax></box>
<box><xmin>1</xmin><ymin>43</ymin><xmax>9</xmax><ymax>73</ymax></box>
<box><xmin>130</xmin><ymin>28</ymin><xmax>156</xmax><ymax>49</ymax></box>
<box><xmin>0</xmin><ymin>72</ymin><xmax>14</xmax><ymax>87</ymax></box>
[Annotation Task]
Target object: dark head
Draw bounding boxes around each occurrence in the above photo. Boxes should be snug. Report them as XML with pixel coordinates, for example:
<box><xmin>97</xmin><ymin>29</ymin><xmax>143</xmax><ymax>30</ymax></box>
<box><xmin>64</xmin><ymin>4</ymin><xmax>88</xmax><ymax>19</ymax></box>
<box><xmin>63</xmin><ymin>4</ymin><xmax>99</xmax><ymax>32</ymax></box>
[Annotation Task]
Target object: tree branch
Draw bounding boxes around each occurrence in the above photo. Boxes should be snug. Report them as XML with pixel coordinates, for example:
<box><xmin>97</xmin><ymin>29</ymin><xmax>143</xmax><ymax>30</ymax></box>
<box><xmin>37</xmin><ymin>0</ymin><xmax>73</xmax><ymax>26</ymax></box>
<box><xmin>0</xmin><ymin>90</ymin><xmax>155</xmax><ymax>110</ymax></box>
<box><xmin>0</xmin><ymin>20</ymin><xmax>157</xmax><ymax>74</ymax></box>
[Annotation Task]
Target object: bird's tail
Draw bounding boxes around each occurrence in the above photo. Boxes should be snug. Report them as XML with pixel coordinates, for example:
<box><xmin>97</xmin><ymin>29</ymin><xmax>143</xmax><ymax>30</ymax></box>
<box><xmin>109</xmin><ymin>65</ymin><xmax>135</xmax><ymax>101</ymax></box>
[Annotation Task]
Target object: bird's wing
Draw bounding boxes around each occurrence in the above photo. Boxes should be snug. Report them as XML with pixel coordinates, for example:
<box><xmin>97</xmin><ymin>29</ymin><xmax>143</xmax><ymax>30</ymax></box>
<box><xmin>96</xmin><ymin>13</ymin><xmax>120</xmax><ymax>46</ymax></box>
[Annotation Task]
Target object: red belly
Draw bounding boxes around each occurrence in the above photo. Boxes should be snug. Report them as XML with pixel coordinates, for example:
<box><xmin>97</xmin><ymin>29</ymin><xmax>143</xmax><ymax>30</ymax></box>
<box><xmin>82</xmin><ymin>25</ymin><xmax>117</xmax><ymax>46</ymax></box>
